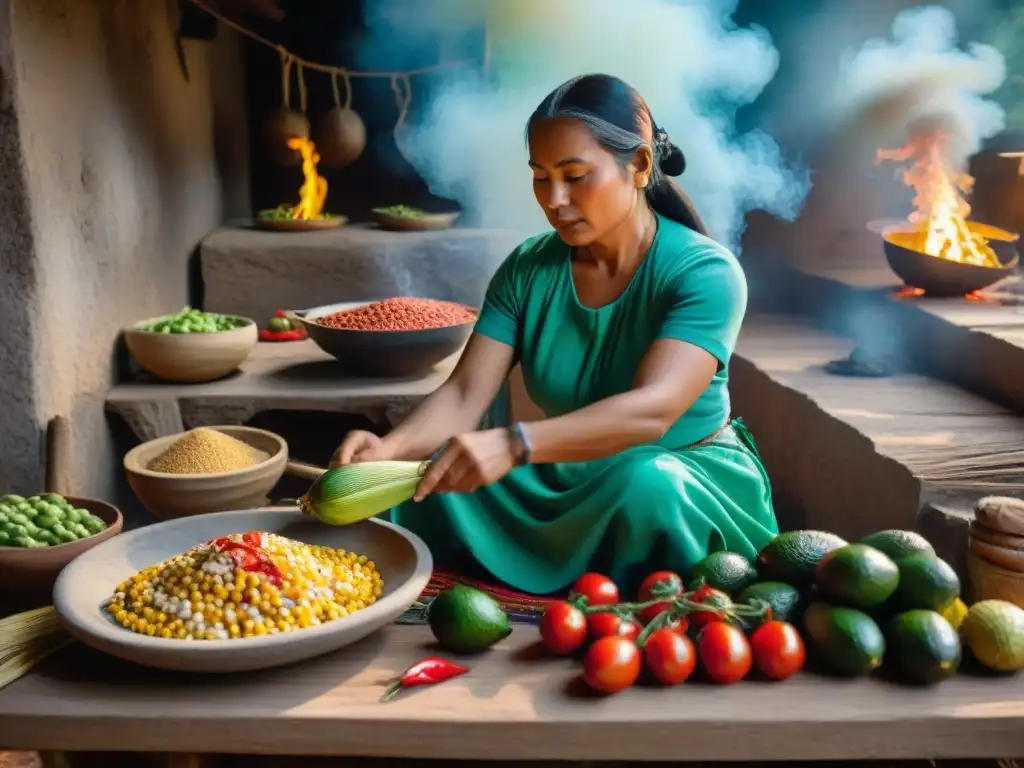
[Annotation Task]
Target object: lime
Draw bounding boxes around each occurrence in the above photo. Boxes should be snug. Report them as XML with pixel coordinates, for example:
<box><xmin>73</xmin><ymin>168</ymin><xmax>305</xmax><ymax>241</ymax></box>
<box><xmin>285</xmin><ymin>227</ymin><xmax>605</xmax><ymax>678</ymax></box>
<box><xmin>427</xmin><ymin>585</ymin><xmax>512</xmax><ymax>653</ymax></box>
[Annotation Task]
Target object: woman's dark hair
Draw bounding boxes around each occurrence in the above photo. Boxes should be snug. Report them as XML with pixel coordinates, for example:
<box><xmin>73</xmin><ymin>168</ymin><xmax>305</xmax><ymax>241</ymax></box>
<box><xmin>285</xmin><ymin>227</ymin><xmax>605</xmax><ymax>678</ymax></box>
<box><xmin>527</xmin><ymin>73</ymin><xmax>710</xmax><ymax>238</ymax></box>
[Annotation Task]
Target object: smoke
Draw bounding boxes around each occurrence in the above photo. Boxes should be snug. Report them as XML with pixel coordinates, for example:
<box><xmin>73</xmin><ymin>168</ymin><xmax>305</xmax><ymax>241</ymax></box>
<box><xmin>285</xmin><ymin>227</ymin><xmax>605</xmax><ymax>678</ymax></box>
<box><xmin>358</xmin><ymin>0</ymin><xmax>809</xmax><ymax>249</ymax></box>
<box><xmin>831</xmin><ymin>5</ymin><xmax>1007</xmax><ymax>165</ymax></box>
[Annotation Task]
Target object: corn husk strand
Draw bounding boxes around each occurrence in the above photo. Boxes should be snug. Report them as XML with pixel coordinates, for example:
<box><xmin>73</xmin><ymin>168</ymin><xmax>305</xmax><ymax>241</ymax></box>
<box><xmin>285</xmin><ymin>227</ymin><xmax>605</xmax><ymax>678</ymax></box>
<box><xmin>300</xmin><ymin>461</ymin><xmax>429</xmax><ymax>526</ymax></box>
<box><xmin>0</xmin><ymin>607</ymin><xmax>71</xmax><ymax>692</ymax></box>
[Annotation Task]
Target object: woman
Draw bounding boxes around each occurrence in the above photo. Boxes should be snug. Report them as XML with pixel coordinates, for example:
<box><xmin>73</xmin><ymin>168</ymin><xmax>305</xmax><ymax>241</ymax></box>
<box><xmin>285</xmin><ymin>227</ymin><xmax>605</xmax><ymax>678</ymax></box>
<box><xmin>332</xmin><ymin>74</ymin><xmax>778</xmax><ymax>594</ymax></box>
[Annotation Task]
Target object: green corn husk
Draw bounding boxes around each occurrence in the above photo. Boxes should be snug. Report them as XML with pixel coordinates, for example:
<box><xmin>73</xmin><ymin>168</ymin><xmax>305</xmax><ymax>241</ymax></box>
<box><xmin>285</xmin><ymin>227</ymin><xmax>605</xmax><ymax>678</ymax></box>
<box><xmin>299</xmin><ymin>460</ymin><xmax>429</xmax><ymax>525</ymax></box>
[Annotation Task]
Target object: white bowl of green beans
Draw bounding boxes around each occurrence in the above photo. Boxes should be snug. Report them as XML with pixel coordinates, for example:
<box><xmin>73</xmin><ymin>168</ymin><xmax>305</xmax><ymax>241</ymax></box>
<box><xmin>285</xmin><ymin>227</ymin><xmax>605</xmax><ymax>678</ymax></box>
<box><xmin>125</xmin><ymin>306</ymin><xmax>258</xmax><ymax>384</ymax></box>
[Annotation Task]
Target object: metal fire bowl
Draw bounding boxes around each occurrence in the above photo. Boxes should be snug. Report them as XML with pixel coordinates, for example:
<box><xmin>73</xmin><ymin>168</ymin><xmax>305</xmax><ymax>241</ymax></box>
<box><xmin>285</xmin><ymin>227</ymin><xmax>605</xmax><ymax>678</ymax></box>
<box><xmin>881</xmin><ymin>223</ymin><xmax>1020</xmax><ymax>297</ymax></box>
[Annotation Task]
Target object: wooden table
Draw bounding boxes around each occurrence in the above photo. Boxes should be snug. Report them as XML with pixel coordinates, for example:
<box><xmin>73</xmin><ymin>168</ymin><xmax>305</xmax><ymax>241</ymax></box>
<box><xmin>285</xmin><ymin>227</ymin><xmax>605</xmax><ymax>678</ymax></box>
<box><xmin>0</xmin><ymin>625</ymin><xmax>1022</xmax><ymax>762</ymax></box>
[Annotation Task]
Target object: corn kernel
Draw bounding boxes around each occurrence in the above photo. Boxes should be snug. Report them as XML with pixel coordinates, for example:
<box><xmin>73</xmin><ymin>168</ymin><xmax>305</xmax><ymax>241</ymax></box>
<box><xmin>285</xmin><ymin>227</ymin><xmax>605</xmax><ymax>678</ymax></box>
<box><xmin>106</xmin><ymin>531</ymin><xmax>383</xmax><ymax>642</ymax></box>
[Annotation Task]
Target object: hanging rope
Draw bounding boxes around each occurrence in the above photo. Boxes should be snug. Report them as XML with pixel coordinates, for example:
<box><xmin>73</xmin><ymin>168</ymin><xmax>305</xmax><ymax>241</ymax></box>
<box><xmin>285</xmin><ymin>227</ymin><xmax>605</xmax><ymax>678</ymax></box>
<box><xmin>296</xmin><ymin>60</ymin><xmax>309</xmax><ymax>113</ymax></box>
<box><xmin>390</xmin><ymin>74</ymin><xmax>413</xmax><ymax>137</ymax></box>
<box><xmin>193</xmin><ymin>0</ymin><xmax>476</xmax><ymax>79</ymax></box>
<box><xmin>330</xmin><ymin>70</ymin><xmax>353</xmax><ymax>111</ymax></box>
<box><xmin>278</xmin><ymin>49</ymin><xmax>293</xmax><ymax>109</ymax></box>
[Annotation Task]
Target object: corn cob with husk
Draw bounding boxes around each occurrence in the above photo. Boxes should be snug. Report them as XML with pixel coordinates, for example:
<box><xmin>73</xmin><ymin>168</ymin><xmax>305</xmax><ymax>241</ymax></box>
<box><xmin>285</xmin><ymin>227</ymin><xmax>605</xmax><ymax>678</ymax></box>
<box><xmin>299</xmin><ymin>461</ymin><xmax>430</xmax><ymax>525</ymax></box>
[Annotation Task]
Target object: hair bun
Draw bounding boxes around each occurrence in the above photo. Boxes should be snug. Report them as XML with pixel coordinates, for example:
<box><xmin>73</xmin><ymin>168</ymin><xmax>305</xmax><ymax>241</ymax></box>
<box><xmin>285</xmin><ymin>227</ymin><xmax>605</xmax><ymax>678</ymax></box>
<box><xmin>659</xmin><ymin>142</ymin><xmax>686</xmax><ymax>177</ymax></box>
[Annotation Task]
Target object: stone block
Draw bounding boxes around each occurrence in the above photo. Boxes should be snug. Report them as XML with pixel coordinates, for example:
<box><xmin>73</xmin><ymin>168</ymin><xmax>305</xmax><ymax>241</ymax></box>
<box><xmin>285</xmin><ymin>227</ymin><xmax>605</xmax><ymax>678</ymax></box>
<box><xmin>200</xmin><ymin>225</ymin><xmax>521</xmax><ymax>321</ymax></box>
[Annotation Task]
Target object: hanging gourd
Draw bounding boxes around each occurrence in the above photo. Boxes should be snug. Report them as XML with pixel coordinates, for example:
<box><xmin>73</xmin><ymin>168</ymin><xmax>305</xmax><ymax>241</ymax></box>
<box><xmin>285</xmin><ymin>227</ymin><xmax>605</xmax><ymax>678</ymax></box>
<box><xmin>264</xmin><ymin>53</ymin><xmax>310</xmax><ymax>166</ymax></box>
<box><xmin>314</xmin><ymin>70</ymin><xmax>366</xmax><ymax>170</ymax></box>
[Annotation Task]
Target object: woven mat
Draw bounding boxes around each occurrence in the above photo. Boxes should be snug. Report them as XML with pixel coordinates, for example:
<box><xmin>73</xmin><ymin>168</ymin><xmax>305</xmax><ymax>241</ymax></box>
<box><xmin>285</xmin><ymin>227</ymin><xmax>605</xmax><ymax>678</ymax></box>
<box><xmin>396</xmin><ymin>570</ymin><xmax>558</xmax><ymax>625</ymax></box>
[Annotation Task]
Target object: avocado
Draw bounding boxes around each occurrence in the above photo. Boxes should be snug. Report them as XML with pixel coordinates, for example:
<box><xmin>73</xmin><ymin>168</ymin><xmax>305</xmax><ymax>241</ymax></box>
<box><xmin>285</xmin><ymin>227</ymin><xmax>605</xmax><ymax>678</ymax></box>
<box><xmin>802</xmin><ymin>602</ymin><xmax>885</xmax><ymax>676</ymax></box>
<box><xmin>860</xmin><ymin>529</ymin><xmax>935</xmax><ymax>560</ymax></box>
<box><xmin>689</xmin><ymin>552</ymin><xmax>759</xmax><ymax>594</ymax></box>
<box><xmin>886</xmin><ymin>609</ymin><xmax>960</xmax><ymax>684</ymax></box>
<box><xmin>756</xmin><ymin>530</ymin><xmax>848</xmax><ymax>588</ymax></box>
<box><xmin>815</xmin><ymin>544</ymin><xmax>900</xmax><ymax>609</ymax></box>
<box><xmin>736</xmin><ymin>581</ymin><xmax>806</xmax><ymax>624</ymax></box>
<box><xmin>891</xmin><ymin>553</ymin><xmax>960</xmax><ymax>612</ymax></box>
<box><xmin>427</xmin><ymin>585</ymin><xmax>512</xmax><ymax>653</ymax></box>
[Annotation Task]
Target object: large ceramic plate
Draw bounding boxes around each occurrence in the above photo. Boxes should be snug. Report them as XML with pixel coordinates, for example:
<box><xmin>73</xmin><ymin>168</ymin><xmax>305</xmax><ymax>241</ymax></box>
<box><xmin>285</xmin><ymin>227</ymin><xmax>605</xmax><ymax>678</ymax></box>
<box><xmin>53</xmin><ymin>508</ymin><xmax>432</xmax><ymax>673</ymax></box>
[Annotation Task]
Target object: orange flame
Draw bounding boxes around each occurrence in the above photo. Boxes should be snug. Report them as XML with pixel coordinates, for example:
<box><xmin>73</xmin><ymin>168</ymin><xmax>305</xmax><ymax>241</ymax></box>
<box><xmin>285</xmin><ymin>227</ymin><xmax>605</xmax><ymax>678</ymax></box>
<box><xmin>877</xmin><ymin>131</ymin><xmax>999</xmax><ymax>267</ymax></box>
<box><xmin>287</xmin><ymin>137</ymin><xmax>328</xmax><ymax>220</ymax></box>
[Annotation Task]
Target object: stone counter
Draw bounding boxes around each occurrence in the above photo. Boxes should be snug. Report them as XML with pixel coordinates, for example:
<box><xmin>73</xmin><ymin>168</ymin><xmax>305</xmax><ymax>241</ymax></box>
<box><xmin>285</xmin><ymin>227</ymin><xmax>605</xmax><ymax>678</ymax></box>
<box><xmin>106</xmin><ymin>341</ymin><xmax>458</xmax><ymax>442</ymax></box>
<box><xmin>200</xmin><ymin>224</ymin><xmax>521</xmax><ymax>321</ymax></box>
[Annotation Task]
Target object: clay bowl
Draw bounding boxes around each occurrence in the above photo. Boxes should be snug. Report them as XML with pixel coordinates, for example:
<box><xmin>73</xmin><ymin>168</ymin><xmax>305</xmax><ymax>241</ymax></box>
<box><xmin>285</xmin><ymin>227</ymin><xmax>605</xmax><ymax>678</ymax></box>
<box><xmin>0</xmin><ymin>497</ymin><xmax>123</xmax><ymax>591</ymax></box>
<box><xmin>371</xmin><ymin>208</ymin><xmax>460</xmax><ymax>232</ymax></box>
<box><xmin>53</xmin><ymin>508</ymin><xmax>433</xmax><ymax>673</ymax></box>
<box><xmin>291</xmin><ymin>300</ymin><xmax>475</xmax><ymax>378</ymax></box>
<box><xmin>123</xmin><ymin>426</ymin><xmax>288</xmax><ymax>520</ymax></box>
<box><xmin>124</xmin><ymin>315</ymin><xmax>258</xmax><ymax>384</ymax></box>
<box><xmin>881</xmin><ymin>223</ymin><xmax>1019</xmax><ymax>297</ymax></box>
<box><xmin>254</xmin><ymin>216</ymin><xmax>347</xmax><ymax>232</ymax></box>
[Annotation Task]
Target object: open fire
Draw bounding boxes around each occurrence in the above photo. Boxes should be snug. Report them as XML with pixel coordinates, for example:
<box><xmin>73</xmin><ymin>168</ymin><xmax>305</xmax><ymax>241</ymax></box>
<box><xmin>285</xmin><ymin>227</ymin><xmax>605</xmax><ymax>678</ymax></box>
<box><xmin>287</xmin><ymin>136</ymin><xmax>328</xmax><ymax>220</ymax></box>
<box><xmin>877</xmin><ymin>131</ymin><xmax>1001</xmax><ymax>268</ymax></box>
<box><xmin>875</xmin><ymin>130</ymin><xmax>1019</xmax><ymax>299</ymax></box>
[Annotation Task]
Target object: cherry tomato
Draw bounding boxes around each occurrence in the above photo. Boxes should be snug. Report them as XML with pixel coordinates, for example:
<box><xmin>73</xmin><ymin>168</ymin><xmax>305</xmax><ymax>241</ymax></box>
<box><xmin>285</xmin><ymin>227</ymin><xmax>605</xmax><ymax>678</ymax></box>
<box><xmin>638</xmin><ymin>570</ymin><xmax>684</xmax><ymax>601</ymax></box>
<box><xmin>643</xmin><ymin>628</ymin><xmax>697</xmax><ymax>685</ymax></box>
<box><xmin>750</xmin><ymin>621</ymin><xmax>806</xmax><ymax>681</ymax></box>
<box><xmin>588</xmin><ymin>612</ymin><xmax>641</xmax><ymax>641</ymax></box>
<box><xmin>697</xmin><ymin>622</ymin><xmax>753</xmax><ymax>684</ymax></box>
<box><xmin>570</xmin><ymin>573</ymin><xmax>620</xmax><ymax>606</ymax></box>
<box><xmin>582</xmin><ymin>636</ymin><xmax>641</xmax><ymax>694</ymax></box>
<box><xmin>667</xmin><ymin>615</ymin><xmax>690</xmax><ymax>635</ymax></box>
<box><xmin>690</xmin><ymin>588</ymin><xmax>734</xmax><ymax>628</ymax></box>
<box><xmin>539</xmin><ymin>601</ymin><xmax>588</xmax><ymax>655</ymax></box>
<box><xmin>690</xmin><ymin>584</ymin><xmax>717</xmax><ymax>602</ymax></box>
<box><xmin>637</xmin><ymin>570</ymin><xmax>684</xmax><ymax>624</ymax></box>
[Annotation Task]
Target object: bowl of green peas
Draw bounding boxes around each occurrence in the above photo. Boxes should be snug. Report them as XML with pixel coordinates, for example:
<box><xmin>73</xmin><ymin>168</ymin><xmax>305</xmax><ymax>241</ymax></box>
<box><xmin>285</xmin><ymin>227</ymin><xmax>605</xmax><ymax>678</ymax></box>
<box><xmin>124</xmin><ymin>306</ymin><xmax>258</xmax><ymax>383</ymax></box>
<box><xmin>0</xmin><ymin>493</ymin><xmax>123</xmax><ymax>591</ymax></box>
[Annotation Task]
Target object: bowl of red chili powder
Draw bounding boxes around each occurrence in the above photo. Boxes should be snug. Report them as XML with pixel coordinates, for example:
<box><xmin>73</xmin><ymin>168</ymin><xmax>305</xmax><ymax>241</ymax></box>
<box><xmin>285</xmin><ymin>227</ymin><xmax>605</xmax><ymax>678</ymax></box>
<box><xmin>293</xmin><ymin>297</ymin><xmax>478</xmax><ymax>377</ymax></box>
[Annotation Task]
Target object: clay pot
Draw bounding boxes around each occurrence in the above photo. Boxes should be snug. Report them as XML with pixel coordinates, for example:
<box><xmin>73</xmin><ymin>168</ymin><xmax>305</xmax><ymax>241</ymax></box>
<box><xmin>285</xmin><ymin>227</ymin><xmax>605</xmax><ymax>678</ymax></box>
<box><xmin>314</xmin><ymin>106</ymin><xmax>367</xmax><ymax>169</ymax></box>
<box><xmin>264</xmin><ymin>106</ymin><xmax>310</xmax><ymax>166</ymax></box>
<box><xmin>967</xmin><ymin>495</ymin><xmax>1024</xmax><ymax>606</ymax></box>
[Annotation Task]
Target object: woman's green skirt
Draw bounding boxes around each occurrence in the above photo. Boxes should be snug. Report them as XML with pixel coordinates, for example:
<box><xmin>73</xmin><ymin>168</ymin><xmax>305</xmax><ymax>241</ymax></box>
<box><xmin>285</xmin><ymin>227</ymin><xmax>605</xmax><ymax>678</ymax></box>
<box><xmin>390</xmin><ymin>420</ymin><xmax>777</xmax><ymax>595</ymax></box>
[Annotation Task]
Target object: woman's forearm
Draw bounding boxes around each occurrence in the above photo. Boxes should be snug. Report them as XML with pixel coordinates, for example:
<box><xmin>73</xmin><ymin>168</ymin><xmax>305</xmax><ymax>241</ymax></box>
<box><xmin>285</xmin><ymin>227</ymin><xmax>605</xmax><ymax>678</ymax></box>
<box><xmin>523</xmin><ymin>391</ymin><xmax>673</xmax><ymax>464</ymax></box>
<box><xmin>382</xmin><ymin>382</ymin><xmax>485</xmax><ymax>460</ymax></box>
<box><xmin>380</xmin><ymin>334</ymin><xmax>518</xmax><ymax>461</ymax></box>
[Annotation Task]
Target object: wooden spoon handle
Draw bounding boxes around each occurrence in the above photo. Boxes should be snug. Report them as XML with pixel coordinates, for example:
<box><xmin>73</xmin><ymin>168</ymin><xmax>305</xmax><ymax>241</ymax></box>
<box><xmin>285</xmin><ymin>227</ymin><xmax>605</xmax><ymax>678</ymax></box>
<box><xmin>45</xmin><ymin>416</ymin><xmax>72</xmax><ymax>496</ymax></box>
<box><xmin>285</xmin><ymin>460</ymin><xmax>327</xmax><ymax>481</ymax></box>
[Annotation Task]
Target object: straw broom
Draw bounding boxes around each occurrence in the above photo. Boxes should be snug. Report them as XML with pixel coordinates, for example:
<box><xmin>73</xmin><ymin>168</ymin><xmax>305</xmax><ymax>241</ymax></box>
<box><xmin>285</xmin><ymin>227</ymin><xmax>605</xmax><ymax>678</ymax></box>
<box><xmin>0</xmin><ymin>607</ymin><xmax>70</xmax><ymax>691</ymax></box>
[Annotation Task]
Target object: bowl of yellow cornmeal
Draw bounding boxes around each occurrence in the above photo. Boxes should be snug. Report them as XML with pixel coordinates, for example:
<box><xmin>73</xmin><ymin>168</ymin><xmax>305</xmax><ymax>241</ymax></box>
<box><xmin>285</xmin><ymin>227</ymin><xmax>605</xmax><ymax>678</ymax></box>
<box><xmin>123</xmin><ymin>426</ymin><xmax>288</xmax><ymax>520</ymax></box>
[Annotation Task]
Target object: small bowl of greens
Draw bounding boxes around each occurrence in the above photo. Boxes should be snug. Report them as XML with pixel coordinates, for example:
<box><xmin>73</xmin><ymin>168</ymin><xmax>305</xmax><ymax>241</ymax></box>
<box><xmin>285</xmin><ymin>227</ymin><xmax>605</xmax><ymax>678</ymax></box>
<box><xmin>371</xmin><ymin>205</ymin><xmax>460</xmax><ymax>232</ymax></box>
<box><xmin>124</xmin><ymin>306</ymin><xmax>258</xmax><ymax>383</ymax></box>
<box><xmin>0</xmin><ymin>493</ymin><xmax>123</xmax><ymax>591</ymax></box>
<box><xmin>255</xmin><ymin>205</ymin><xmax>347</xmax><ymax>232</ymax></box>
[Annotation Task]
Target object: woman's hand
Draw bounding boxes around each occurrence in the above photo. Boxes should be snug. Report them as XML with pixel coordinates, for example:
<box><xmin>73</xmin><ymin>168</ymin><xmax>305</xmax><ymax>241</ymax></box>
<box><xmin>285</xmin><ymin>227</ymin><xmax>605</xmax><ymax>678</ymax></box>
<box><xmin>330</xmin><ymin>430</ymin><xmax>390</xmax><ymax>467</ymax></box>
<box><xmin>414</xmin><ymin>428</ymin><xmax>517</xmax><ymax>501</ymax></box>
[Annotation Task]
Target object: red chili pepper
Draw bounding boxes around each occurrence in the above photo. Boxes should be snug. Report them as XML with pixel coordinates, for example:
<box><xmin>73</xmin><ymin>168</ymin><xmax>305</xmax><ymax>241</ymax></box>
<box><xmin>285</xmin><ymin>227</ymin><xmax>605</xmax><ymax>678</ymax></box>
<box><xmin>259</xmin><ymin>327</ymin><xmax>307</xmax><ymax>342</ymax></box>
<box><xmin>380</xmin><ymin>657</ymin><xmax>469</xmax><ymax>702</ymax></box>
<box><xmin>210</xmin><ymin>536</ymin><xmax>284</xmax><ymax>586</ymax></box>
